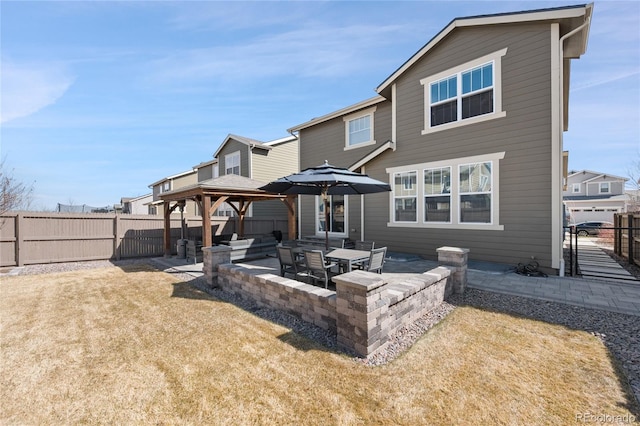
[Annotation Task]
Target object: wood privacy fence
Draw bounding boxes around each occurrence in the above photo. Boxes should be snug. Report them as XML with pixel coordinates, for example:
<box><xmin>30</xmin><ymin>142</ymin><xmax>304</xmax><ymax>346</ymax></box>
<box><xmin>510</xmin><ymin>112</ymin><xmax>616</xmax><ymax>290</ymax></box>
<box><xmin>613</xmin><ymin>213</ymin><xmax>640</xmax><ymax>265</ymax></box>
<box><xmin>0</xmin><ymin>212</ymin><xmax>289</xmax><ymax>267</ymax></box>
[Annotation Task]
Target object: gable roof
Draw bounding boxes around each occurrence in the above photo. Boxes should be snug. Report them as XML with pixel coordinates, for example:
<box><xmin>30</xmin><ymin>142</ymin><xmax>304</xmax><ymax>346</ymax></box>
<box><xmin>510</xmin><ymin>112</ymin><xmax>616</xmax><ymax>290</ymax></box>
<box><xmin>288</xmin><ymin>96</ymin><xmax>386</xmax><ymax>133</ymax></box>
<box><xmin>376</xmin><ymin>4</ymin><xmax>592</xmax><ymax>97</ymax></box>
<box><xmin>212</xmin><ymin>134</ymin><xmax>272</xmax><ymax>159</ymax></box>
<box><xmin>569</xmin><ymin>169</ymin><xmax>628</xmax><ymax>182</ymax></box>
<box><xmin>148</xmin><ymin>169</ymin><xmax>196</xmax><ymax>188</ymax></box>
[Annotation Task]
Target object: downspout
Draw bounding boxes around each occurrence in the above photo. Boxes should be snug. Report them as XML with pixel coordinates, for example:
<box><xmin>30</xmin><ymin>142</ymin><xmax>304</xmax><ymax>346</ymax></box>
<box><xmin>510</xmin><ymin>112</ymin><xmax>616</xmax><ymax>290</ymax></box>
<box><xmin>555</xmin><ymin>15</ymin><xmax>591</xmax><ymax>276</ymax></box>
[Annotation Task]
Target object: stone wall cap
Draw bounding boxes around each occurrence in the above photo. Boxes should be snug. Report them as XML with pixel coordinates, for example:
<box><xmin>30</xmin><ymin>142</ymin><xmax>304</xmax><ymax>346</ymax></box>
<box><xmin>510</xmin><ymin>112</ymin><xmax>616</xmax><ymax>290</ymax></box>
<box><xmin>332</xmin><ymin>270</ymin><xmax>386</xmax><ymax>291</ymax></box>
<box><xmin>203</xmin><ymin>245</ymin><xmax>233</xmax><ymax>253</ymax></box>
<box><xmin>436</xmin><ymin>246</ymin><xmax>470</xmax><ymax>254</ymax></box>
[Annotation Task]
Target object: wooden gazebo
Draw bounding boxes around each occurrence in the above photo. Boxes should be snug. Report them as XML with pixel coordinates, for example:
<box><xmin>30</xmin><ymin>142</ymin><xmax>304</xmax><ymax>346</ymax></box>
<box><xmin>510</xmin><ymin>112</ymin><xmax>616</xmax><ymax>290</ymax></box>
<box><xmin>159</xmin><ymin>174</ymin><xmax>296</xmax><ymax>256</ymax></box>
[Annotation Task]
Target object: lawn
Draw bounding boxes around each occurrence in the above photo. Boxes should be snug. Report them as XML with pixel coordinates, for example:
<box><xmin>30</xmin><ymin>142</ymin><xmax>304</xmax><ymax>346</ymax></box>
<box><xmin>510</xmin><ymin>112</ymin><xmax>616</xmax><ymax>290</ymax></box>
<box><xmin>1</xmin><ymin>264</ymin><xmax>637</xmax><ymax>425</ymax></box>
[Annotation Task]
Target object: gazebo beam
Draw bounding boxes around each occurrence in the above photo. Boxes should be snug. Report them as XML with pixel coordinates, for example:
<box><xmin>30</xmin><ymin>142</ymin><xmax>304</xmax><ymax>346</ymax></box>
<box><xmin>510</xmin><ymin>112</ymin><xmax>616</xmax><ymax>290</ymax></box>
<box><xmin>202</xmin><ymin>195</ymin><xmax>212</xmax><ymax>247</ymax></box>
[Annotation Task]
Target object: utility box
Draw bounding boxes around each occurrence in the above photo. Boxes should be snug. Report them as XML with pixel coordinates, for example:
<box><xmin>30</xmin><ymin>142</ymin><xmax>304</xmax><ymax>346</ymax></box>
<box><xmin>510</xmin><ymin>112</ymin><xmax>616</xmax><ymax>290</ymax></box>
<box><xmin>176</xmin><ymin>239</ymin><xmax>187</xmax><ymax>259</ymax></box>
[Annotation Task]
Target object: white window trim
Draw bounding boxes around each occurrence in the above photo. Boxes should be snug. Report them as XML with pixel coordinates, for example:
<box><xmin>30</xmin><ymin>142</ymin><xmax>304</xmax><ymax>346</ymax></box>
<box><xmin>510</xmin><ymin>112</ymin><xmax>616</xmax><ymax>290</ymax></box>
<box><xmin>423</xmin><ymin>166</ymin><xmax>452</xmax><ymax>224</ymax></box>
<box><xmin>392</xmin><ymin>170</ymin><xmax>419</xmax><ymax>224</ymax></box>
<box><xmin>315</xmin><ymin>195</ymin><xmax>349</xmax><ymax>237</ymax></box>
<box><xmin>343</xmin><ymin>106</ymin><xmax>377</xmax><ymax>150</ymax></box>
<box><xmin>213</xmin><ymin>164</ymin><xmax>219</xmax><ymax>178</ymax></box>
<box><xmin>387</xmin><ymin>152</ymin><xmax>505</xmax><ymax>230</ymax></box>
<box><xmin>599</xmin><ymin>182</ymin><xmax>610</xmax><ymax>194</ymax></box>
<box><xmin>572</xmin><ymin>183</ymin><xmax>580</xmax><ymax>193</ymax></box>
<box><xmin>421</xmin><ymin>48</ymin><xmax>508</xmax><ymax>135</ymax></box>
<box><xmin>225</xmin><ymin>151</ymin><xmax>240</xmax><ymax>175</ymax></box>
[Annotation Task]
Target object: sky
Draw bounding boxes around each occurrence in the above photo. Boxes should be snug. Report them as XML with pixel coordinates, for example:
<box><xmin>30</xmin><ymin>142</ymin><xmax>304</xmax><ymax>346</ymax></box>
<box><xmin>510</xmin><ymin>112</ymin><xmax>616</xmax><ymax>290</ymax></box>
<box><xmin>1</xmin><ymin>0</ymin><xmax>639</xmax><ymax>210</ymax></box>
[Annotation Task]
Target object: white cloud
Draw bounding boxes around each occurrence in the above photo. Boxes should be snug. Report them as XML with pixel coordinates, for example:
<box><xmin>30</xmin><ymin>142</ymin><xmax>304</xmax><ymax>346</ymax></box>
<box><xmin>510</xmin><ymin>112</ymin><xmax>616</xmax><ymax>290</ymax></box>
<box><xmin>149</xmin><ymin>23</ymin><xmax>406</xmax><ymax>84</ymax></box>
<box><xmin>0</xmin><ymin>60</ymin><xmax>75</xmax><ymax>123</ymax></box>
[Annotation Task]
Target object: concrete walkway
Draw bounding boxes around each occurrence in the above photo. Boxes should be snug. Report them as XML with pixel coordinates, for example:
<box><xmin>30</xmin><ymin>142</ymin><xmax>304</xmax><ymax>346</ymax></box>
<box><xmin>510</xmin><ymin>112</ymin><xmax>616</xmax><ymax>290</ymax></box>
<box><xmin>151</xmin><ymin>253</ymin><xmax>640</xmax><ymax>317</ymax></box>
<box><xmin>575</xmin><ymin>238</ymin><xmax>638</xmax><ymax>283</ymax></box>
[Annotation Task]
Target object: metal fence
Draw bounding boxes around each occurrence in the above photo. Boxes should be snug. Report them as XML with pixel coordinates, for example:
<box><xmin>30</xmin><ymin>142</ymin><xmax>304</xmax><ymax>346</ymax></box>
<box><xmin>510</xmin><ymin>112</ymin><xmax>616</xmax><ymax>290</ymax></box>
<box><xmin>613</xmin><ymin>213</ymin><xmax>640</xmax><ymax>265</ymax></box>
<box><xmin>0</xmin><ymin>212</ymin><xmax>289</xmax><ymax>267</ymax></box>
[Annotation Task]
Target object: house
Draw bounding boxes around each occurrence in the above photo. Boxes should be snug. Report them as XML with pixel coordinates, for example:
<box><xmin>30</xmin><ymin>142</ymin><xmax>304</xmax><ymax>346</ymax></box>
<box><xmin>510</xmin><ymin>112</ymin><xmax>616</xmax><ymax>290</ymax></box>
<box><xmin>151</xmin><ymin>133</ymin><xmax>298</xmax><ymax>220</ymax></box>
<box><xmin>120</xmin><ymin>194</ymin><xmax>155</xmax><ymax>215</ymax></box>
<box><xmin>201</xmin><ymin>133</ymin><xmax>299</xmax><ymax>218</ymax></box>
<box><xmin>155</xmin><ymin>134</ymin><xmax>299</xmax><ymax>251</ymax></box>
<box><xmin>148</xmin><ymin>169</ymin><xmax>198</xmax><ymax>216</ymax></box>
<box><xmin>564</xmin><ymin>170</ymin><xmax>629</xmax><ymax>223</ymax></box>
<box><xmin>288</xmin><ymin>4</ymin><xmax>593</xmax><ymax>274</ymax></box>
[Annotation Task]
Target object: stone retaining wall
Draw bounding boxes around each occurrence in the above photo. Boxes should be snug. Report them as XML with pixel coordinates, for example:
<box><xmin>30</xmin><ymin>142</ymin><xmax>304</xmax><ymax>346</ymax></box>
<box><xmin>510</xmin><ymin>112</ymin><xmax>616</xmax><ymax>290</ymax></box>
<box><xmin>204</xmin><ymin>245</ymin><xmax>468</xmax><ymax>357</ymax></box>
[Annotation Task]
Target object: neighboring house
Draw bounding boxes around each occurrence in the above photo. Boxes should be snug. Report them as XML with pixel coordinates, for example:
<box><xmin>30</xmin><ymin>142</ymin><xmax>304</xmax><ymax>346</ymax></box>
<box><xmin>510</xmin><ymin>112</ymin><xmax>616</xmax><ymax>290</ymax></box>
<box><xmin>150</xmin><ymin>133</ymin><xmax>299</xmax><ymax>219</ymax></box>
<box><xmin>288</xmin><ymin>4</ymin><xmax>593</xmax><ymax>274</ymax></box>
<box><xmin>205</xmin><ymin>134</ymin><xmax>299</xmax><ymax>217</ymax></box>
<box><xmin>563</xmin><ymin>170</ymin><xmax>628</xmax><ymax>223</ymax></box>
<box><xmin>148</xmin><ymin>169</ymin><xmax>198</xmax><ymax>216</ymax></box>
<box><xmin>120</xmin><ymin>194</ymin><xmax>154</xmax><ymax>215</ymax></box>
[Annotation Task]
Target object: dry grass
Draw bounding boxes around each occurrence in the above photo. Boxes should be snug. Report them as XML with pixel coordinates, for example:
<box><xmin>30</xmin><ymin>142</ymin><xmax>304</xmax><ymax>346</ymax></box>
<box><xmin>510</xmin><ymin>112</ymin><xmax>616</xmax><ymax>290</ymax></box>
<box><xmin>1</xmin><ymin>265</ymin><xmax>637</xmax><ymax>425</ymax></box>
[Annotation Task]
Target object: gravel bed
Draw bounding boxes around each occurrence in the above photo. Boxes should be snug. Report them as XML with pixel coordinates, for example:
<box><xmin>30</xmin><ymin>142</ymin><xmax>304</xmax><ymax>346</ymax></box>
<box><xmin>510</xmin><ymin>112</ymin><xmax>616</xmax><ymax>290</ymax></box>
<box><xmin>6</xmin><ymin>259</ymin><xmax>640</xmax><ymax>406</ymax></box>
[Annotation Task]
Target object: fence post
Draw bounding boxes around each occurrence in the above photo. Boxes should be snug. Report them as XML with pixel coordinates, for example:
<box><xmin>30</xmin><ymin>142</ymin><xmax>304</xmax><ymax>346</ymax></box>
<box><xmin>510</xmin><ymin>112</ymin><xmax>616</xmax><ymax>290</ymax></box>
<box><xmin>569</xmin><ymin>226</ymin><xmax>573</xmax><ymax>276</ymax></box>
<box><xmin>15</xmin><ymin>213</ymin><xmax>23</xmax><ymax>266</ymax></box>
<box><xmin>629</xmin><ymin>214</ymin><xmax>635</xmax><ymax>266</ymax></box>
<box><xmin>113</xmin><ymin>214</ymin><xmax>121</xmax><ymax>261</ymax></box>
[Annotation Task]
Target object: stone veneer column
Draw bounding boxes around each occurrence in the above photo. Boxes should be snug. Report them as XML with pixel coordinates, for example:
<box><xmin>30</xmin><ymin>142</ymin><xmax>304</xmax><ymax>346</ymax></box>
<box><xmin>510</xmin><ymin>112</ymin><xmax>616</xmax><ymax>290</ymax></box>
<box><xmin>202</xmin><ymin>245</ymin><xmax>232</xmax><ymax>288</ymax></box>
<box><xmin>436</xmin><ymin>246</ymin><xmax>469</xmax><ymax>294</ymax></box>
<box><xmin>332</xmin><ymin>270</ymin><xmax>387</xmax><ymax>357</ymax></box>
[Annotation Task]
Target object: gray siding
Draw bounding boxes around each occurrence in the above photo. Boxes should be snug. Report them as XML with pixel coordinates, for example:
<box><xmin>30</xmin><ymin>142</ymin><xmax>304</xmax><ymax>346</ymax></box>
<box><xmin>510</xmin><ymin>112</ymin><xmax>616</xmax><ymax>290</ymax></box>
<box><xmin>218</xmin><ymin>140</ymin><xmax>249</xmax><ymax>177</ymax></box>
<box><xmin>300</xmin><ymin>24</ymin><xmax>558</xmax><ymax>269</ymax></box>
<box><xmin>198</xmin><ymin>166</ymin><xmax>213</xmax><ymax>182</ymax></box>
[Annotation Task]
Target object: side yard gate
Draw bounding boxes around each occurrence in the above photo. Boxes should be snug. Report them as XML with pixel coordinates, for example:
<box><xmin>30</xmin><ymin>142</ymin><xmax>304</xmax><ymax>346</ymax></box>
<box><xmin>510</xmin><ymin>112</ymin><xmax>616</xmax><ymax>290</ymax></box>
<box><xmin>614</xmin><ymin>213</ymin><xmax>639</xmax><ymax>266</ymax></box>
<box><xmin>0</xmin><ymin>212</ymin><xmax>289</xmax><ymax>267</ymax></box>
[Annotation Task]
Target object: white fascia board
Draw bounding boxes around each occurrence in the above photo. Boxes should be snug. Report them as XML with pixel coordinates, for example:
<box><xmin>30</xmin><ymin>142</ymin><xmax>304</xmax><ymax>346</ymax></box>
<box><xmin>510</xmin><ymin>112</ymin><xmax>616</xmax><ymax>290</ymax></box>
<box><xmin>584</xmin><ymin>173</ymin><xmax>629</xmax><ymax>183</ymax></box>
<box><xmin>264</xmin><ymin>134</ymin><xmax>298</xmax><ymax>147</ymax></box>
<box><xmin>287</xmin><ymin>96</ymin><xmax>385</xmax><ymax>133</ymax></box>
<box><xmin>376</xmin><ymin>5</ymin><xmax>589</xmax><ymax>94</ymax></box>
<box><xmin>213</xmin><ymin>134</ymin><xmax>270</xmax><ymax>159</ymax></box>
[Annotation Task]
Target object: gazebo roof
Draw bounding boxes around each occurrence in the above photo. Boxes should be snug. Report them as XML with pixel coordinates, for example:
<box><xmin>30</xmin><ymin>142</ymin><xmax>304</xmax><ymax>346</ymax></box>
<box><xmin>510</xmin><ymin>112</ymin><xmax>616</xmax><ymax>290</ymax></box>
<box><xmin>159</xmin><ymin>174</ymin><xmax>286</xmax><ymax>203</ymax></box>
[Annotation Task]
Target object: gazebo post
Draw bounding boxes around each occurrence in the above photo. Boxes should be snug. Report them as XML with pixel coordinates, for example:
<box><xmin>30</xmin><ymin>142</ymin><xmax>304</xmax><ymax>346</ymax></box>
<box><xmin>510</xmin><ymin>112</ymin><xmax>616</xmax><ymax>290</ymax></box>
<box><xmin>202</xmin><ymin>195</ymin><xmax>212</xmax><ymax>247</ymax></box>
<box><xmin>163</xmin><ymin>202</ymin><xmax>172</xmax><ymax>257</ymax></box>
<box><xmin>286</xmin><ymin>195</ymin><xmax>297</xmax><ymax>240</ymax></box>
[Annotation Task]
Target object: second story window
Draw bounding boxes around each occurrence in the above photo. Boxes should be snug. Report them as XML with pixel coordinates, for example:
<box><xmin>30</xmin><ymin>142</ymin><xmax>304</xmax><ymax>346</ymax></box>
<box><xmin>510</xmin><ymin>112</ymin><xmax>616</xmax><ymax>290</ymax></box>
<box><xmin>421</xmin><ymin>48</ymin><xmax>507</xmax><ymax>134</ymax></box>
<box><xmin>572</xmin><ymin>183</ymin><xmax>580</xmax><ymax>193</ymax></box>
<box><xmin>344</xmin><ymin>107</ymin><xmax>376</xmax><ymax>150</ymax></box>
<box><xmin>225</xmin><ymin>151</ymin><xmax>240</xmax><ymax>175</ymax></box>
<box><xmin>599</xmin><ymin>182</ymin><xmax>610</xmax><ymax>194</ymax></box>
<box><xmin>161</xmin><ymin>182</ymin><xmax>170</xmax><ymax>193</ymax></box>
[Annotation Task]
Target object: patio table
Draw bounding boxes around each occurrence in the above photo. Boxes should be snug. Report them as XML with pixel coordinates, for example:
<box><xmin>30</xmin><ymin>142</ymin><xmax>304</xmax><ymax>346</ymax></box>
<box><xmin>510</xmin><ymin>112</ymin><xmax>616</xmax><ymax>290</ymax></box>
<box><xmin>325</xmin><ymin>248</ymin><xmax>370</xmax><ymax>272</ymax></box>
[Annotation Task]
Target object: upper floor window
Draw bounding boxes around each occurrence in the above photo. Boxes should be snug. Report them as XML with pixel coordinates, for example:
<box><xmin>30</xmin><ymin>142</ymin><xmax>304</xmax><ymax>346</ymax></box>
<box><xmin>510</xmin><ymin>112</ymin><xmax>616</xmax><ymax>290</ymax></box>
<box><xmin>344</xmin><ymin>107</ymin><xmax>376</xmax><ymax>150</ymax></box>
<box><xmin>572</xmin><ymin>183</ymin><xmax>580</xmax><ymax>193</ymax></box>
<box><xmin>599</xmin><ymin>182</ymin><xmax>610</xmax><ymax>194</ymax></box>
<box><xmin>421</xmin><ymin>48</ymin><xmax>507</xmax><ymax>134</ymax></box>
<box><xmin>213</xmin><ymin>164</ymin><xmax>219</xmax><ymax>178</ymax></box>
<box><xmin>161</xmin><ymin>182</ymin><xmax>170</xmax><ymax>193</ymax></box>
<box><xmin>225</xmin><ymin>151</ymin><xmax>240</xmax><ymax>175</ymax></box>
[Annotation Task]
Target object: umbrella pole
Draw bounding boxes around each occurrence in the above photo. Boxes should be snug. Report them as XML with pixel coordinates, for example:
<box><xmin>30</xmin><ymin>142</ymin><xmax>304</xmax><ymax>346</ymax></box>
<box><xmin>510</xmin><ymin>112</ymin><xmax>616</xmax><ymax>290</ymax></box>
<box><xmin>323</xmin><ymin>190</ymin><xmax>330</xmax><ymax>251</ymax></box>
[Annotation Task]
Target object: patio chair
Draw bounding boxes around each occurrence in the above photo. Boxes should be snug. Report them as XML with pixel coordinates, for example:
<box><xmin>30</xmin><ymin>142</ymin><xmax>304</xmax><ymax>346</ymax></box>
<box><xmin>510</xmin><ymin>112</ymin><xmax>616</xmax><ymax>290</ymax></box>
<box><xmin>354</xmin><ymin>240</ymin><xmax>375</xmax><ymax>251</ymax></box>
<box><xmin>354</xmin><ymin>247</ymin><xmax>387</xmax><ymax>273</ymax></box>
<box><xmin>302</xmin><ymin>250</ymin><xmax>337</xmax><ymax>289</ymax></box>
<box><xmin>276</xmin><ymin>246</ymin><xmax>306</xmax><ymax>278</ymax></box>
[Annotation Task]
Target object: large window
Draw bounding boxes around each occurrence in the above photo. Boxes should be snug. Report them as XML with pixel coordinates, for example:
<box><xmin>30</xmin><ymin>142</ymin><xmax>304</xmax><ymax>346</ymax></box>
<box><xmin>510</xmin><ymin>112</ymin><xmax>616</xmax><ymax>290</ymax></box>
<box><xmin>387</xmin><ymin>152</ymin><xmax>504</xmax><ymax>230</ymax></box>
<box><xmin>424</xmin><ymin>167</ymin><xmax>451</xmax><ymax>222</ymax></box>
<box><xmin>344</xmin><ymin>107</ymin><xmax>376</xmax><ymax>149</ymax></box>
<box><xmin>459</xmin><ymin>162</ymin><xmax>492</xmax><ymax>223</ymax></box>
<box><xmin>393</xmin><ymin>171</ymin><xmax>417</xmax><ymax>222</ymax></box>
<box><xmin>421</xmin><ymin>48</ymin><xmax>507</xmax><ymax>134</ymax></box>
<box><xmin>317</xmin><ymin>195</ymin><xmax>347</xmax><ymax>235</ymax></box>
<box><xmin>225</xmin><ymin>151</ymin><xmax>240</xmax><ymax>175</ymax></box>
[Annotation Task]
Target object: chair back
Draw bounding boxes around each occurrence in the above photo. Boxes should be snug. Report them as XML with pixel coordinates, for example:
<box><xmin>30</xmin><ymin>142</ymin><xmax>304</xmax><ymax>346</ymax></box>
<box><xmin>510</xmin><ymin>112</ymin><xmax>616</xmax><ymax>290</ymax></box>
<box><xmin>367</xmin><ymin>247</ymin><xmax>387</xmax><ymax>273</ymax></box>
<box><xmin>277</xmin><ymin>246</ymin><xmax>296</xmax><ymax>266</ymax></box>
<box><xmin>304</xmin><ymin>250</ymin><xmax>326</xmax><ymax>273</ymax></box>
<box><xmin>355</xmin><ymin>240</ymin><xmax>375</xmax><ymax>251</ymax></box>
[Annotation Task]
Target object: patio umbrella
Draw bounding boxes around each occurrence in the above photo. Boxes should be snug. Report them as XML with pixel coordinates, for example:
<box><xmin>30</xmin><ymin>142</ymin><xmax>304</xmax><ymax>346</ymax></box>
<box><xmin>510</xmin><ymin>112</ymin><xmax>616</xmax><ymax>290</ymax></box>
<box><xmin>259</xmin><ymin>161</ymin><xmax>391</xmax><ymax>249</ymax></box>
